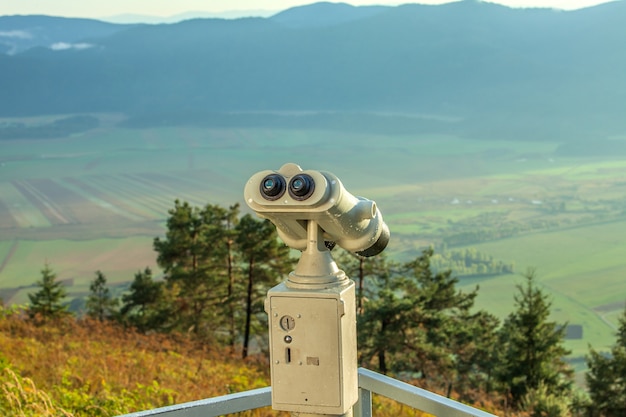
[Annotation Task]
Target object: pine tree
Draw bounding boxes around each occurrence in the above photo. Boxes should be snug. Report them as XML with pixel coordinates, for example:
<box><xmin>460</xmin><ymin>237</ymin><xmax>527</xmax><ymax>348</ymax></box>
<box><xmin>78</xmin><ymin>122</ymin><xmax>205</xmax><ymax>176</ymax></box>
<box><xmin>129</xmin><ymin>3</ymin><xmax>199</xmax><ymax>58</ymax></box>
<box><xmin>86</xmin><ymin>270</ymin><xmax>118</xmax><ymax>321</ymax></box>
<box><xmin>153</xmin><ymin>200</ymin><xmax>229</xmax><ymax>338</ymax></box>
<box><xmin>235</xmin><ymin>214</ymin><xmax>292</xmax><ymax>358</ymax></box>
<box><xmin>355</xmin><ymin>254</ymin><xmax>403</xmax><ymax>375</ymax></box>
<box><xmin>496</xmin><ymin>269</ymin><xmax>572</xmax><ymax>410</ymax></box>
<box><xmin>204</xmin><ymin>204</ymin><xmax>240</xmax><ymax>348</ymax></box>
<box><xmin>399</xmin><ymin>248</ymin><xmax>485</xmax><ymax>394</ymax></box>
<box><xmin>28</xmin><ymin>262</ymin><xmax>69</xmax><ymax>320</ymax></box>
<box><xmin>451</xmin><ymin>309</ymin><xmax>501</xmax><ymax>399</ymax></box>
<box><xmin>333</xmin><ymin>248</ymin><xmax>391</xmax><ymax>315</ymax></box>
<box><xmin>357</xmin><ymin>247</ymin><xmax>497</xmax><ymax>399</ymax></box>
<box><xmin>119</xmin><ymin>267</ymin><xmax>167</xmax><ymax>332</ymax></box>
<box><xmin>586</xmin><ymin>304</ymin><xmax>626</xmax><ymax>416</ymax></box>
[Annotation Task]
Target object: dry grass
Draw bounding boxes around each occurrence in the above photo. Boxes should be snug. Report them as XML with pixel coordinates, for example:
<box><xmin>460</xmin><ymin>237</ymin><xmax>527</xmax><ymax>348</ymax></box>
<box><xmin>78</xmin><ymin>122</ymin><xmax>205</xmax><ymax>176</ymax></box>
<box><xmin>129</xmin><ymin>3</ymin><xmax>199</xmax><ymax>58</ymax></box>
<box><xmin>1</xmin><ymin>368</ymin><xmax>73</xmax><ymax>416</ymax></box>
<box><xmin>0</xmin><ymin>308</ymin><xmax>511</xmax><ymax>416</ymax></box>
<box><xmin>0</xmin><ymin>310</ymin><xmax>274</xmax><ymax>416</ymax></box>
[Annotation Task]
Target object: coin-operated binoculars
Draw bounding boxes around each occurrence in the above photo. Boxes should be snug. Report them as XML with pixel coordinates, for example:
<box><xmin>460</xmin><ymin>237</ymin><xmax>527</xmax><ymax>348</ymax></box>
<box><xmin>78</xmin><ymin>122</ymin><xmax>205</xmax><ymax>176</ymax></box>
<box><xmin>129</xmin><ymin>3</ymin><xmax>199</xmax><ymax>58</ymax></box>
<box><xmin>244</xmin><ymin>163</ymin><xmax>389</xmax><ymax>416</ymax></box>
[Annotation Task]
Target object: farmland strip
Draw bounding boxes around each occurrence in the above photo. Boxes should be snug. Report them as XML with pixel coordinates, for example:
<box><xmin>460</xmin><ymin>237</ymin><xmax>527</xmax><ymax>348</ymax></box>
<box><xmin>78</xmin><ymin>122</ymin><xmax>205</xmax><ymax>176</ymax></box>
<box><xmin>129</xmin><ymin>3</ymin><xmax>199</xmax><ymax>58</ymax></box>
<box><xmin>158</xmin><ymin>169</ymin><xmax>242</xmax><ymax>200</ymax></box>
<box><xmin>0</xmin><ymin>182</ymin><xmax>50</xmax><ymax>228</ymax></box>
<box><xmin>28</xmin><ymin>177</ymin><xmax>149</xmax><ymax>226</ymax></box>
<box><xmin>129</xmin><ymin>173</ymin><xmax>205</xmax><ymax>207</ymax></box>
<box><xmin>11</xmin><ymin>180</ymin><xmax>69</xmax><ymax>225</ymax></box>
<box><xmin>22</xmin><ymin>179</ymin><xmax>79</xmax><ymax>223</ymax></box>
<box><xmin>126</xmin><ymin>173</ymin><xmax>181</xmax><ymax>196</ymax></box>
<box><xmin>84</xmin><ymin>175</ymin><xmax>155</xmax><ymax>214</ymax></box>
<box><xmin>24</xmin><ymin>179</ymin><xmax>88</xmax><ymax>224</ymax></box>
<box><xmin>86</xmin><ymin>175</ymin><xmax>167</xmax><ymax>218</ymax></box>
<box><xmin>160</xmin><ymin>169</ymin><xmax>234</xmax><ymax>190</ymax></box>
<box><xmin>116</xmin><ymin>174</ymin><xmax>180</xmax><ymax>212</ymax></box>
<box><xmin>148</xmin><ymin>170</ymin><xmax>243</xmax><ymax>207</ymax></box>
<box><xmin>0</xmin><ymin>239</ymin><xmax>18</xmax><ymax>275</ymax></box>
<box><xmin>0</xmin><ymin>198</ymin><xmax>19</xmax><ymax>229</ymax></box>
<box><xmin>63</xmin><ymin>177</ymin><xmax>145</xmax><ymax>221</ymax></box>
<box><xmin>114</xmin><ymin>174</ymin><xmax>174</xmax><ymax>214</ymax></box>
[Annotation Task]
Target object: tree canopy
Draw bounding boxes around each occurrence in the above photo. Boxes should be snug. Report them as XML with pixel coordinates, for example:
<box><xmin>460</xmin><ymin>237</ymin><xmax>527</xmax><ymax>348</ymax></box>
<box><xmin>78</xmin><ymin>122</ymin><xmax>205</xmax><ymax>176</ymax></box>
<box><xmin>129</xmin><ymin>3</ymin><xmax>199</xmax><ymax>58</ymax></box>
<box><xmin>27</xmin><ymin>263</ymin><xmax>69</xmax><ymax>320</ymax></box>
<box><xmin>86</xmin><ymin>270</ymin><xmax>119</xmax><ymax>321</ymax></box>
<box><xmin>586</xmin><ymin>304</ymin><xmax>626</xmax><ymax>416</ymax></box>
<box><xmin>495</xmin><ymin>269</ymin><xmax>573</xmax><ymax>413</ymax></box>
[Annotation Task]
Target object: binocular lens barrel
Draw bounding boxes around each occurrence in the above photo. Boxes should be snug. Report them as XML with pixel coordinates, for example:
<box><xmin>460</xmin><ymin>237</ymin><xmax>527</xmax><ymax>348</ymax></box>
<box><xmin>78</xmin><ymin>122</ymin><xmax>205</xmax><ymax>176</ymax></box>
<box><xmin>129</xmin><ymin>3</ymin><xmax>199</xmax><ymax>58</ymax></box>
<box><xmin>247</xmin><ymin>164</ymin><xmax>390</xmax><ymax>258</ymax></box>
<box><xmin>260</xmin><ymin>174</ymin><xmax>286</xmax><ymax>200</ymax></box>
<box><xmin>289</xmin><ymin>174</ymin><xmax>315</xmax><ymax>200</ymax></box>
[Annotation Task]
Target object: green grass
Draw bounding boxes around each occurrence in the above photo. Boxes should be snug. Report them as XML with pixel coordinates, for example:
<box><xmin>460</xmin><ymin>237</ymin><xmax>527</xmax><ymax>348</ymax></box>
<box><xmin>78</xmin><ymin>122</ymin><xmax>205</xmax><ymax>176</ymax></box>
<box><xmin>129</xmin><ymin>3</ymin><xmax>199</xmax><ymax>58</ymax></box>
<box><xmin>0</xmin><ymin>240</ymin><xmax>14</xmax><ymax>268</ymax></box>
<box><xmin>454</xmin><ymin>220</ymin><xmax>626</xmax><ymax>356</ymax></box>
<box><xmin>460</xmin><ymin>274</ymin><xmax>616</xmax><ymax>357</ymax></box>
<box><xmin>1</xmin><ymin>237</ymin><xmax>159</xmax><ymax>305</ymax></box>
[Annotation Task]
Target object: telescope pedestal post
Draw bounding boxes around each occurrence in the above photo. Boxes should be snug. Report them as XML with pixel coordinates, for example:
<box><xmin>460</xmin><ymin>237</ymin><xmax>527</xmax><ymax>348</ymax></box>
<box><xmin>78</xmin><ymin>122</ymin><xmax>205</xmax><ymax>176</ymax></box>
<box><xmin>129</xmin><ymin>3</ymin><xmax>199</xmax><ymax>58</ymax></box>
<box><xmin>265</xmin><ymin>220</ymin><xmax>358</xmax><ymax>417</ymax></box>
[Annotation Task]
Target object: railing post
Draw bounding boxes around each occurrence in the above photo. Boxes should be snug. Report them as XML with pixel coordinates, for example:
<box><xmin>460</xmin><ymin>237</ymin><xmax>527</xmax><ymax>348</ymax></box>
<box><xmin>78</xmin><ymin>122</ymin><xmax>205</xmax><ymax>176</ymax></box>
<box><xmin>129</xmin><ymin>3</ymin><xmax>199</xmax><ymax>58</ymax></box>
<box><xmin>353</xmin><ymin>387</ymin><xmax>372</xmax><ymax>417</ymax></box>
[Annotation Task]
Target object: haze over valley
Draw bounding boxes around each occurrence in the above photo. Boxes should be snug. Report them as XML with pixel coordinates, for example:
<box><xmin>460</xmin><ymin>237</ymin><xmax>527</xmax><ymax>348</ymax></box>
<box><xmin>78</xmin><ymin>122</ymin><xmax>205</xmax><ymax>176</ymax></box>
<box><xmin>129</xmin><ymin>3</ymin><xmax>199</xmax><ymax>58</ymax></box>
<box><xmin>1</xmin><ymin>0</ymin><xmax>626</xmax><ymax>369</ymax></box>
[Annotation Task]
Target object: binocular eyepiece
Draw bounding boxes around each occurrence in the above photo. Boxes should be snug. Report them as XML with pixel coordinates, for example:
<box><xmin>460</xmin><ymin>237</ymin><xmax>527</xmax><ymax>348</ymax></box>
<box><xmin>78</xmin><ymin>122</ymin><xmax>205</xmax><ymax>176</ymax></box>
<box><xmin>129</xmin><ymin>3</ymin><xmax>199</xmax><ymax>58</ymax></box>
<box><xmin>260</xmin><ymin>173</ymin><xmax>316</xmax><ymax>201</ymax></box>
<box><xmin>245</xmin><ymin>163</ymin><xmax>390</xmax><ymax>257</ymax></box>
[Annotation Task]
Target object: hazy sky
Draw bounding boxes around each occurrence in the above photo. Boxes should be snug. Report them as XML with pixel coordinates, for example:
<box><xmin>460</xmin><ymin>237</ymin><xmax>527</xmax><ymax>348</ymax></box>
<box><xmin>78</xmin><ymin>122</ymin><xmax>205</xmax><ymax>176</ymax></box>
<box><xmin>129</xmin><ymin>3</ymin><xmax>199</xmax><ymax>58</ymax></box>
<box><xmin>0</xmin><ymin>0</ymin><xmax>616</xmax><ymax>19</ymax></box>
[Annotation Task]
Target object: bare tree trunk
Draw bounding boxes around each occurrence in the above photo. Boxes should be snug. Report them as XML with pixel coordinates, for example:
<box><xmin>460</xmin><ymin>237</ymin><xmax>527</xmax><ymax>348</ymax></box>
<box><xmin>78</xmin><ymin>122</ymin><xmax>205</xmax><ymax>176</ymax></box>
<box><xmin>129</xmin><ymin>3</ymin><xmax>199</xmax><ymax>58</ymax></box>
<box><xmin>378</xmin><ymin>317</ymin><xmax>387</xmax><ymax>374</ymax></box>
<box><xmin>227</xmin><ymin>238</ymin><xmax>236</xmax><ymax>350</ymax></box>
<box><xmin>357</xmin><ymin>257</ymin><xmax>364</xmax><ymax>315</ymax></box>
<box><xmin>242</xmin><ymin>258</ymin><xmax>254</xmax><ymax>359</ymax></box>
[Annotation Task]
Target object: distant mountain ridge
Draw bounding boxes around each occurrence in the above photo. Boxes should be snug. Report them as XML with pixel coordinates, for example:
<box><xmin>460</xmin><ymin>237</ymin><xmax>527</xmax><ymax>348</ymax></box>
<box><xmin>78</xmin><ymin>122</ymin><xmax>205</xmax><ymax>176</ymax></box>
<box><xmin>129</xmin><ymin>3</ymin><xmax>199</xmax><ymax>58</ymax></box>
<box><xmin>1</xmin><ymin>1</ymin><xmax>625</xmax><ymax>142</ymax></box>
<box><xmin>271</xmin><ymin>2</ymin><xmax>388</xmax><ymax>28</ymax></box>
<box><xmin>0</xmin><ymin>15</ymin><xmax>135</xmax><ymax>54</ymax></box>
<box><xmin>101</xmin><ymin>9</ymin><xmax>278</xmax><ymax>24</ymax></box>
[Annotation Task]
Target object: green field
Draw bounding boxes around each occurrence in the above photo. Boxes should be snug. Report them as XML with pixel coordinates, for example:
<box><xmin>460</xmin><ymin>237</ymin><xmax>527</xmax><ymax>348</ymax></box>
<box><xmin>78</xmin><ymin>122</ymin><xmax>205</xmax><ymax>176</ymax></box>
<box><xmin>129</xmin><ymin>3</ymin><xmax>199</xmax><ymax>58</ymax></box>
<box><xmin>1</xmin><ymin>113</ymin><xmax>626</xmax><ymax>366</ymax></box>
<box><xmin>0</xmin><ymin>237</ymin><xmax>159</xmax><ymax>305</ymax></box>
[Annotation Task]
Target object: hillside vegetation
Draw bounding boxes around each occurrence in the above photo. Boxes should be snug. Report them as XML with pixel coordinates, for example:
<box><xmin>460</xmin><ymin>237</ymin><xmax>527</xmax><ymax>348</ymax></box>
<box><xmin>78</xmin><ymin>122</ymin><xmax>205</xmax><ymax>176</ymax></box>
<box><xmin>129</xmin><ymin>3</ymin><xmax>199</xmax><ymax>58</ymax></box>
<box><xmin>0</xmin><ymin>307</ymin><xmax>502</xmax><ymax>417</ymax></box>
<box><xmin>4</xmin><ymin>200</ymin><xmax>581</xmax><ymax>417</ymax></box>
<box><xmin>0</xmin><ymin>308</ymin><xmax>272</xmax><ymax>416</ymax></box>
<box><xmin>3</xmin><ymin>193</ymin><xmax>626</xmax><ymax>416</ymax></box>
<box><xmin>6</xmin><ymin>236</ymin><xmax>626</xmax><ymax>416</ymax></box>
<box><xmin>2</xmin><ymin>123</ymin><xmax>626</xmax><ymax>361</ymax></box>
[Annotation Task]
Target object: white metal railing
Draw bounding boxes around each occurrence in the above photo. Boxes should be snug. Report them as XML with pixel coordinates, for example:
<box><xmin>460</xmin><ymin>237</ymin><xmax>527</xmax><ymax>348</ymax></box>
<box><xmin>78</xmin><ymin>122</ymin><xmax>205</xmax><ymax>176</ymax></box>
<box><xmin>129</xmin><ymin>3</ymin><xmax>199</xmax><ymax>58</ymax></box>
<box><xmin>117</xmin><ymin>368</ymin><xmax>497</xmax><ymax>417</ymax></box>
<box><xmin>355</xmin><ymin>368</ymin><xmax>496</xmax><ymax>417</ymax></box>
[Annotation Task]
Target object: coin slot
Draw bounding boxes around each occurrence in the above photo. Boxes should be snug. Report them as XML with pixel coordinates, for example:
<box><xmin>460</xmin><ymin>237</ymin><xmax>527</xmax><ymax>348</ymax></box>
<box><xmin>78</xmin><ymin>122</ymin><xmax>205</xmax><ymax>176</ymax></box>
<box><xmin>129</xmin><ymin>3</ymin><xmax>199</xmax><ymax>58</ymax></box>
<box><xmin>285</xmin><ymin>348</ymin><xmax>292</xmax><ymax>364</ymax></box>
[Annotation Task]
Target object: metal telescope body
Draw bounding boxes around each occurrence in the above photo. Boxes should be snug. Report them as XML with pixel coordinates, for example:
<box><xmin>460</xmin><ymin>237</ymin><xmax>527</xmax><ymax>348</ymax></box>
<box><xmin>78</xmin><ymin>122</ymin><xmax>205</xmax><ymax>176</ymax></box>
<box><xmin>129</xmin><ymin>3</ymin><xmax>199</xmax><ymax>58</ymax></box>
<box><xmin>244</xmin><ymin>163</ymin><xmax>389</xmax><ymax>416</ymax></box>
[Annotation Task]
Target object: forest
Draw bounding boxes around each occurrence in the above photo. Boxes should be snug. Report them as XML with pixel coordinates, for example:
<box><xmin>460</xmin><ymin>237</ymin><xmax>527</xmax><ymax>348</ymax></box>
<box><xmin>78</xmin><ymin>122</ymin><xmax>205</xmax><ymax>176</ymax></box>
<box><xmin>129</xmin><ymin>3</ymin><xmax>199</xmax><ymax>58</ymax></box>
<box><xmin>2</xmin><ymin>200</ymin><xmax>625</xmax><ymax>417</ymax></box>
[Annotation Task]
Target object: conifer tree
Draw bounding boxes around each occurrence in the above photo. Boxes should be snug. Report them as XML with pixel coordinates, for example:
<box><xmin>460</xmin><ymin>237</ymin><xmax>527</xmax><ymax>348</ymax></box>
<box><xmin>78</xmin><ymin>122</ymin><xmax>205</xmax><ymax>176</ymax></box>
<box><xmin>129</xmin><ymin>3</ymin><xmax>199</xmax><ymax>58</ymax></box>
<box><xmin>119</xmin><ymin>267</ymin><xmax>166</xmax><ymax>332</ymax></box>
<box><xmin>235</xmin><ymin>214</ymin><xmax>292</xmax><ymax>358</ymax></box>
<box><xmin>153</xmin><ymin>200</ymin><xmax>229</xmax><ymax>338</ymax></box>
<box><xmin>496</xmin><ymin>269</ymin><xmax>572</xmax><ymax>410</ymax></box>
<box><xmin>86</xmin><ymin>270</ymin><xmax>118</xmax><ymax>321</ymax></box>
<box><xmin>334</xmin><ymin>249</ymin><xmax>391</xmax><ymax>316</ymax></box>
<box><xmin>356</xmin><ymin>256</ymin><xmax>407</xmax><ymax>375</ymax></box>
<box><xmin>586</xmin><ymin>304</ymin><xmax>626</xmax><ymax>416</ymax></box>
<box><xmin>451</xmin><ymin>309</ymin><xmax>501</xmax><ymax>399</ymax></box>
<box><xmin>203</xmin><ymin>204</ymin><xmax>240</xmax><ymax>348</ymax></box>
<box><xmin>398</xmin><ymin>247</ymin><xmax>484</xmax><ymax>394</ymax></box>
<box><xmin>357</xmin><ymin>247</ymin><xmax>497</xmax><ymax>399</ymax></box>
<box><xmin>28</xmin><ymin>262</ymin><xmax>69</xmax><ymax>319</ymax></box>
